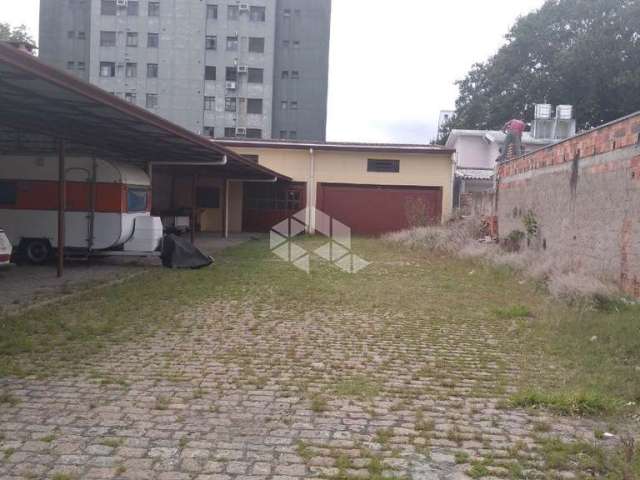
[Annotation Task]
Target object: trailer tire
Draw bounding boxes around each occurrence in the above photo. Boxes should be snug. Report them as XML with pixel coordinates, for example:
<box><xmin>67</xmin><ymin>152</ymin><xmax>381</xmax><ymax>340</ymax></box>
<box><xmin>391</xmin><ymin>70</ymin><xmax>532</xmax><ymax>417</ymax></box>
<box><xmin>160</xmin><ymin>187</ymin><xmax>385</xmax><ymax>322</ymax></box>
<box><xmin>24</xmin><ymin>239</ymin><xmax>52</xmax><ymax>265</ymax></box>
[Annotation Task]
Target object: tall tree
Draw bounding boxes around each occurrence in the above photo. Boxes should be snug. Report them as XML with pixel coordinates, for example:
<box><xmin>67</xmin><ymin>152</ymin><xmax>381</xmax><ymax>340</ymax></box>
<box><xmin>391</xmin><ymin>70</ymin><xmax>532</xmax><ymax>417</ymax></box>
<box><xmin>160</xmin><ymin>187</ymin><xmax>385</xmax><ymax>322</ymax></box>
<box><xmin>450</xmin><ymin>0</ymin><xmax>640</xmax><ymax>133</ymax></box>
<box><xmin>0</xmin><ymin>23</ymin><xmax>35</xmax><ymax>44</ymax></box>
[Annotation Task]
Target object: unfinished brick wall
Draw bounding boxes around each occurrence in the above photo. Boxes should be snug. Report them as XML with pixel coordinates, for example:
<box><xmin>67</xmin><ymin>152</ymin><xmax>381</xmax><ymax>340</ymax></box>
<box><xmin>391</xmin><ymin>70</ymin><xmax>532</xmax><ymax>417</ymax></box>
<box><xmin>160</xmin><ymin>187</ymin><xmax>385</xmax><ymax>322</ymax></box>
<box><xmin>497</xmin><ymin>112</ymin><xmax>640</xmax><ymax>297</ymax></box>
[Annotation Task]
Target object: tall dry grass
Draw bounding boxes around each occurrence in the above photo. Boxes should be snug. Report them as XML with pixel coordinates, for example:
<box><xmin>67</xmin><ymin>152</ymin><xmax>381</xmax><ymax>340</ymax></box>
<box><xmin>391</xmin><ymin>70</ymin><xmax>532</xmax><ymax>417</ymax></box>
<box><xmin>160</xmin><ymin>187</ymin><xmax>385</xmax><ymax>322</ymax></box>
<box><xmin>384</xmin><ymin>219</ymin><xmax>619</xmax><ymax>303</ymax></box>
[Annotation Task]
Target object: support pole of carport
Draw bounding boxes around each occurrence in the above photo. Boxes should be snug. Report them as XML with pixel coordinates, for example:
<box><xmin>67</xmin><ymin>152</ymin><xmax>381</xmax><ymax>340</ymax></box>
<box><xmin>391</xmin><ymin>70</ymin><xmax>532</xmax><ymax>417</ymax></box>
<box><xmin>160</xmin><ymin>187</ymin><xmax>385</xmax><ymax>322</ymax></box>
<box><xmin>191</xmin><ymin>173</ymin><xmax>198</xmax><ymax>245</ymax></box>
<box><xmin>222</xmin><ymin>179</ymin><xmax>229</xmax><ymax>239</ymax></box>
<box><xmin>57</xmin><ymin>139</ymin><xmax>66</xmax><ymax>278</ymax></box>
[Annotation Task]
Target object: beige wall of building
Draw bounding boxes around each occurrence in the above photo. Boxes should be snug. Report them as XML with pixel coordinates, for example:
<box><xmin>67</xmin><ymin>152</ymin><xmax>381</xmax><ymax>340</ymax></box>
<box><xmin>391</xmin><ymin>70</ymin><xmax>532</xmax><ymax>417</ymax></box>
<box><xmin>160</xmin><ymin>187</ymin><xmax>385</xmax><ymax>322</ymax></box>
<box><xmin>227</xmin><ymin>145</ymin><xmax>454</xmax><ymax>225</ymax></box>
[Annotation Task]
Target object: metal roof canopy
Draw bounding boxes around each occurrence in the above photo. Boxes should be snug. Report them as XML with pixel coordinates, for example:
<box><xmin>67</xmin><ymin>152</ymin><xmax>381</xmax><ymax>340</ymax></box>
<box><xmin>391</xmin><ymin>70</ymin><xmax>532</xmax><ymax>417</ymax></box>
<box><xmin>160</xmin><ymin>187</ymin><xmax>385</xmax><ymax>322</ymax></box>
<box><xmin>0</xmin><ymin>43</ymin><xmax>289</xmax><ymax>181</ymax></box>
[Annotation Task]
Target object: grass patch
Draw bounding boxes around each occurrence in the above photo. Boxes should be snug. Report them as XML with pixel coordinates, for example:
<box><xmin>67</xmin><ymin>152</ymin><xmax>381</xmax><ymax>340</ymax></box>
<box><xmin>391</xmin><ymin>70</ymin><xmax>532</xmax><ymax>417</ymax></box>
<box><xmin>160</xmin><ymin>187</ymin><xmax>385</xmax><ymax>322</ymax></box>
<box><xmin>493</xmin><ymin>305</ymin><xmax>531</xmax><ymax>319</ymax></box>
<box><xmin>310</xmin><ymin>394</ymin><xmax>329</xmax><ymax>413</ymax></box>
<box><xmin>510</xmin><ymin>389</ymin><xmax>618</xmax><ymax>416</ymax></box>
<box><xmin>333</xmin><ymin>375</ymin><xmax>381</xmax><ymax>400</ymax></box>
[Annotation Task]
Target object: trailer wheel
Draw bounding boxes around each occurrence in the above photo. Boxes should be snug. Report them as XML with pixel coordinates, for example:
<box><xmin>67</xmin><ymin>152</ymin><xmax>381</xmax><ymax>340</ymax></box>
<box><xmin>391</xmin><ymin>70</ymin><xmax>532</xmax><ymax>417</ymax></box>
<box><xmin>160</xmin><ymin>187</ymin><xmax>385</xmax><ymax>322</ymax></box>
<box><xmin>24</xmin><ymin>239</ymin><xmax>51</xmax><ymax>265</ymax></box>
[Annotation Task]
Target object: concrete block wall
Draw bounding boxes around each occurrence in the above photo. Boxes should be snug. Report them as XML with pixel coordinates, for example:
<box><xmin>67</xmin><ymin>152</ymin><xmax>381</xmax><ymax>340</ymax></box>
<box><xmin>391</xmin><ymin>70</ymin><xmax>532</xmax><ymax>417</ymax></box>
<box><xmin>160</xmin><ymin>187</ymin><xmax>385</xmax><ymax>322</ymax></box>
<box><xmin>496</xmin><ymin>112</ymin><xmax>640</xmax><ymax>297</ymax></box>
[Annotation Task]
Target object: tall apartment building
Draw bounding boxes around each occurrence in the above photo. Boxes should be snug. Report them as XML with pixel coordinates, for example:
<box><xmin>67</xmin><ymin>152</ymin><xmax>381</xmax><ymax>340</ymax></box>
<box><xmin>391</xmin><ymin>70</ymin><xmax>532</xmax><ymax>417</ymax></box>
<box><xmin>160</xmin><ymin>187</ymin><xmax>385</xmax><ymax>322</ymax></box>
<box><xmin>39</xmin><ymin>0</ymin><xmax>331</xmax><ymax>141</ymax></box>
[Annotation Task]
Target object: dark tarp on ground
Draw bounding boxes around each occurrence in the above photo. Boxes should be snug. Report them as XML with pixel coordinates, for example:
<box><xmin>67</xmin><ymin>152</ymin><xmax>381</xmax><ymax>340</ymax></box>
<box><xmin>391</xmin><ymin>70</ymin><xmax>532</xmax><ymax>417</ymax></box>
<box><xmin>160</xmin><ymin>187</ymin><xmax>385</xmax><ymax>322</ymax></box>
<box><xmin>160</xmin><ymin>234</ymin><xmax>213</xmax><ymax>269</ymax></box>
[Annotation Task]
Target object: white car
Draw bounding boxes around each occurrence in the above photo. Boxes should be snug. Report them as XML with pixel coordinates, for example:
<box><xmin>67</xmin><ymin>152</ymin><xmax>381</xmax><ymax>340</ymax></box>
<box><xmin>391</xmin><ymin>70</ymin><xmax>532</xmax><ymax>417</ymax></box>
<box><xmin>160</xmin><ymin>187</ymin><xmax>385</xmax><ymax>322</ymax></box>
<box><xmin>0</xmin><ymin>229</ymin><xmax>12</xmax><ymax>266</ymax></box>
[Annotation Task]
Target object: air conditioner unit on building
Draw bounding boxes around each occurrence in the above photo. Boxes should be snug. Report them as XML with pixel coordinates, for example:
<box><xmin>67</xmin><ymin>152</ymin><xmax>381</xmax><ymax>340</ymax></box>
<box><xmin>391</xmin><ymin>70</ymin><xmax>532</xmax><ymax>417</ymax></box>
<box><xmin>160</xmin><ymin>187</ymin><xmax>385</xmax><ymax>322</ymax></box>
<box><xmin>225</xmin><ymin>81</ymin><xmax>237</xmax><ymax>90</ymax></box>
<box><xmin>239</xmin><ymin>4</ymin><xmax>250</xmax><ymax>11</ymax></box>
<box><xmin>236</xmin><ymin>128</ymin><xmax>247</xmax><ymax>136</ymax></box>
<box><xmin>116</xmin><ymin>0</ymin><xmax>128</xmax><ymax>6</ymax></box>
<box><xmin>237</xmin><ymin>65</ymin><xmax>249</xmax><ymax>74</ymax></box>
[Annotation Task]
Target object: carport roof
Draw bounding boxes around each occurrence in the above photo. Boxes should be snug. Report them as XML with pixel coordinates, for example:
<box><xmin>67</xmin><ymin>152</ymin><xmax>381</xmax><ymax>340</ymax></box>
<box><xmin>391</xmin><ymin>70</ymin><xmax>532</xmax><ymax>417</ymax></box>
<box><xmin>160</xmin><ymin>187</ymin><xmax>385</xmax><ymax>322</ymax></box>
<box><xmin>0</xmin><ymin>43</ymin><xmax>289</xmax><ymax>181</ymax></box>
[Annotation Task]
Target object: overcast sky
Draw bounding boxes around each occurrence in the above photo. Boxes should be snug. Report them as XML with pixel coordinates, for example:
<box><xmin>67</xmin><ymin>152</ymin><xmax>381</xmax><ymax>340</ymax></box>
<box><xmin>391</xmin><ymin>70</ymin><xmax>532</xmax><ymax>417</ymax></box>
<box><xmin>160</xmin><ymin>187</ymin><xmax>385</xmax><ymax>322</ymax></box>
<box><xmin>3</xmin><ymin>0</ymin><xmax>545</xmax><ymax>144</ymax></box>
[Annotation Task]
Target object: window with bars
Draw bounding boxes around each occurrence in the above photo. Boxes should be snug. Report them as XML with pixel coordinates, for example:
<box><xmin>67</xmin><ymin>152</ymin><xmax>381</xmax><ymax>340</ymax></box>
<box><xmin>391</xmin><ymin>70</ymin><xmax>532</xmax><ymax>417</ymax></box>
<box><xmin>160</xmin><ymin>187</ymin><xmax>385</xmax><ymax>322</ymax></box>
<box><xmin>127</xmin><ymin>1</ymin><xmax>139</xmax><ymax>15</ymax></box>
<box><xmin>147</xmin><ymin>63</ymin><xmax>159</xmax><ymax>78</ymax></box>
<box><xmin>246</xmin><ymin>129</ymin><xmax>262</xmax><ymax>139</ymax></box>
<box><xmin>146</xmin><ymin>93</ymin><xmax>158</xmax><ymax>108</ymax></box>
<box><xmin>206</xmin><ymin>4</ymin><xmax>218</xmax><ymax>19</ymax></box>
<box><xmin>249</xmin><ymin>6</ymin><xmax>266</xmax><ymax>21</ymax></box>
<box><xmin>248</xmin><ymin>68</ymin><xmax>263</xmax><ymax>83</ymax></box>
<box><xmin>225</xmin><ymin>97</ymin><xmax>237</xmax><ymax>112</ymax></box>
<box><xmin>125</xmin><ymin>63</ymin><xmax>137</xmax><ymax>78</ymax></box>
<box><xmin>204</xmin><ymin>96</ymin><xmax>216</xmax><ymax>111</ymax></box>
<box><xmin>101</xmin><ymin>0</ymin><xmax>116</xmax><ymax>15</ymax></box>
<box><xmin>205</xmin><ymin>35</ymin><xmax>217</xmax><ymax>50</ymax></box>
<box><xmin>148</xmin><ymin>2</ymin><xmax>160</xmax><ymax>17</ymax></box>
<box><xmin>227</xmin><ymin>5</ymin><xmax>239</xmax><ymax>20</ymax></box>
<box><xmin>226</xmin><ymin>36</ymin><xmax>238</xmax><ymax>51</ymax></box>
<box><xmin>126</xmin><ymin>32</ymin><xmax>138</xmax><ymax>47</ymax></box>
<box><xmin>247</xmin><ymin>98</ymin><xmax>263</xmax><ymax>114</ymax></box>
<box><xmin>205</xmin><ymin>66</ymin><xmax>216</xmax><ymax>81</ymax></box>
<box><xmin>99</xmin><ymin>62</ymin><xmax>115</xmax><ymax>77</ymax></box>
<box><xmin>147</xmin><ymin>33</ymin><xmax>159</xmax><ymax>47</ymax></box>
<box><xmin>203</xmin><ymin>126</ymin><xmax>215</xmax><ymax>138</ymax></box>
<box><xmin>249</xmin><ymin>37</ymin><xmax>265</xmax><ymax>53</ymax></box>
<box><xmin>100</xmin><ymin>31</ymin><xmax>116</xmax><ymax>47</ymax></box>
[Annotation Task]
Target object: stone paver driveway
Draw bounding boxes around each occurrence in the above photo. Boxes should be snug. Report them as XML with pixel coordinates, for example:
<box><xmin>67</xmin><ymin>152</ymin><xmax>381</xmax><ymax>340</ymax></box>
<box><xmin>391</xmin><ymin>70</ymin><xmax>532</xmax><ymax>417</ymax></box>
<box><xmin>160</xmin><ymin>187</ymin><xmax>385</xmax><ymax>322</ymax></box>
<box><xmin>0</xmin><ymin>242</ymin><xmax>612</xmax><ymax>480</ymax></box>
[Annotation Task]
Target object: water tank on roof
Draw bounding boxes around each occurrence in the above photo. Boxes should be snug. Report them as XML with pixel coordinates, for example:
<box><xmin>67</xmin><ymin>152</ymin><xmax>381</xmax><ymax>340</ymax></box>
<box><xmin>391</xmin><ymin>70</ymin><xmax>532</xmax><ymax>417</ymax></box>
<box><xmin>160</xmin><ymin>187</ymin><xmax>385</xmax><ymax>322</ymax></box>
<box><xmin>556</xmin><ymin>105</ymin><xmax>573</xmax><ymax>120</ymax></box>
<box><xmin>534</xmin><ymin>104</ymin><xmax>553</xmax><ymax>119</ymax></box>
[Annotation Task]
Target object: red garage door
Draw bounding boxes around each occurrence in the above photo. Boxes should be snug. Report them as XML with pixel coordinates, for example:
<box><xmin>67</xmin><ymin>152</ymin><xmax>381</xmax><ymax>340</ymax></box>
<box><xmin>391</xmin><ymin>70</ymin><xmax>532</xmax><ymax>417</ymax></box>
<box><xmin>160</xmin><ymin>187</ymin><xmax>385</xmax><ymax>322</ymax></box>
<box><xmin>317</xmin><ymin>183</ymin><xmax>442</xmax><ymax>235</ymax></box>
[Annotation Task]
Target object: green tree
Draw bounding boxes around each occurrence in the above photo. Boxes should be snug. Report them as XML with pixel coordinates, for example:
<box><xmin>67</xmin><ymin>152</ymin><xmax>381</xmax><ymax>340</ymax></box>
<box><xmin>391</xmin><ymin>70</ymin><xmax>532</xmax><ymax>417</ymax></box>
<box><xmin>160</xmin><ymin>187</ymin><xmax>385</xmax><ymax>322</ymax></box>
<box><xmin>450</xmin><ymin>0</ymin><xmax>640</xmax><ymax>134</ymax></box>
<box><xmin>0</xmin><ymin>23</ymin><xmax>35</xmax><ymax>44</ymax></box>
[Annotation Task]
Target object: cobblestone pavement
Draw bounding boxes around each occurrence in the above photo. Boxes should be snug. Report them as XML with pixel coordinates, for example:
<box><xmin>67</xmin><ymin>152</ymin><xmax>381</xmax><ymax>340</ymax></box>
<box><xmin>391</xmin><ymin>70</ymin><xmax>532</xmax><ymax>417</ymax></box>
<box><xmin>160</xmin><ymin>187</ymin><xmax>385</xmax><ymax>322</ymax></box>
<box><xmin>0</xmin><ymin>298</ymin><xmax>607</xmax><ymax>480</ymax></box>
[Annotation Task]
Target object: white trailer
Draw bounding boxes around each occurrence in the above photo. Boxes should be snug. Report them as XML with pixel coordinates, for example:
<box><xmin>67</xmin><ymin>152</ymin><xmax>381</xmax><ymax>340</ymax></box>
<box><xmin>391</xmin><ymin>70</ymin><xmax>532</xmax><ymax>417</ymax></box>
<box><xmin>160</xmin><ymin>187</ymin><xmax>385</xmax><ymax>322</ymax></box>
<box><xmin>0</xmin><ymin>155</ymin><xmax>163</xmax><ymax>263</ymax></box>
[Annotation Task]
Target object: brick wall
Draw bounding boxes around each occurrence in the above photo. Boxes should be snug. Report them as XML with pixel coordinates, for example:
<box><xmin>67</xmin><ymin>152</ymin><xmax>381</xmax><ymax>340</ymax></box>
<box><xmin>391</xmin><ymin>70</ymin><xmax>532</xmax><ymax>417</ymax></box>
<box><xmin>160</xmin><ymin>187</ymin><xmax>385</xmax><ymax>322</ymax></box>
<box><xmin>496</xmin><ymin>112</ymin><xmax>640</xmax><ymax>297</ymax></box>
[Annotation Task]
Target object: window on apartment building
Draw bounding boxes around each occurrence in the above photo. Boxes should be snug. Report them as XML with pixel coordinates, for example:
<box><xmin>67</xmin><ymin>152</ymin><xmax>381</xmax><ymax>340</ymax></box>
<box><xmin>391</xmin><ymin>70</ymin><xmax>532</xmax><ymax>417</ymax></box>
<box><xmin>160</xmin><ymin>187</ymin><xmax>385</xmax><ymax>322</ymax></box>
<box><xmin>283</xmin><ymin>8</ymin><xmax>291</xmax><ymax>18</ymax></box>
<box><xmin>227</xmin><ymin>5</ymin><xmax>239</xmax><ymax>20</ymax></box>
<box><xmin>224</xmin><ymin>127</ymin><xmax>236</xmax><ymax>137</ymax></box>
<box><xmin>249</xmin><ymin>37</ymin><xmax>265</xmax><ymax>53</ymax></box>
<box><xmin>147</xmin><ymin>33</ymin><xmax>159</xmax><ymax>47</ymax></box>
<box><xmin>247</xmin><ymin>98</ymin><xmax>263</xmax><ymax>114</ymax></box>
<box><xmin>291</xmin><ymin>70</ymin><xmax>299</xmax><ymax>79</ymax></box>
<box><xmin>67</xmin><ymin>30</ymin><xmax>75</xmax><ymax>39</ymax></box>
<box><xmin>205</xmin><ymin>66</ymin><xmax>216</xmax><ymax>81</ymax></box>
<box><xmin>289</xmin><ymin>131</ymin><xmax>297</xmax><ymax>139</ymax></box>
<box><xmin>126</xmin><ymin>32</ymin><xmax>138</xmax><ymax>47</ymax></box>
<box><xmin>204</xmin><ymin>96</ymin><xmax>215</xmax><ymax>110</ymax></box>
<box><xmin>248</xmin><ymin>68</ymin><xmax>263</xmax><ymax>83</ymax></box>
<box><xmin>148</xmin><ymin>2</ymin><xmax>160</xmax><ymax>17</ymax></box>
<box><xmin>125</xmin><ymin>63</ymin><xmax>137</xmax><ymax>78</ymax></box>
<box><xmin>67</xmin><ymin>61</ymin><xmax>75</xmax><ymax>70</ymax></box>
<box><xmin>99</xmin><ymin>62</ymin><xmax>116</xmax><ymax>77</ymax></box>
<box><xmin>205</xmin><ymin>35</ymin><xmax>217</xmax><ymax>50</ymax></box>
<box><xmin>225</xmin><ymin>97</ymin><xmax>237</xmax><ymax>112</ymax></box>
<box><xmin>206</xmin><ymin>4</ymin><xmax>218</xmax><ymax>19</ymax></box>
<box><xmin>290</xmin><ymin>101</ymin><xmax>298</xmax><ymax>110</ymax></box>
<box><xmin>282</xmin><ymin>40</ymin><xmax>290</xmax><ymax>48</ymax></box>
<box><xmin>294</xmin><ymin>9</ymin><xmax>301</xmax><ymax>17</ymax></box>
<box><xmin>250</xmin><ymin>6</ymin><xmax>266</xmax><ymax>22</ymax></box>
<box><xmin>127</xmin><ymin>0</ymin><xmax>139</xmax><ymax>15</ymax></box>
<box><xmin>281</xmin><ymin>101</ymin><xmax>287</xmax><ymax>110</ymax></box>
<box><xmin>77</xmin><ymin>31</ymin><xmax>86</xmax><ymax>40</ymax></box>
<box><xmin>281</xmin><ymin>71</ymin><xmax>289</xmax><ymax>79</ymax></box>
<box><xmin>100</xmin><ymin>31</ymin><xmax>116</xmax><ymax>47</ymax></box>
<box><xmin>225</xmin><ymin>66</ymin><xmax>237</xmax><ymax>81</ymax></box>
<box><xmin>203</xmin><ymin>126</ymin><xmax>215</xmax><ymax>138</ymax></box>
<box><xmin>246</xmin><ymin>129</ymin><xmax>262</xmax><ymax>139</ymax></box>
<box><xmin>146</xmin><ymin>93</ymin><xmax>158</xmax><ymax>108</ymax></box>
<box><xmin>125</xmin><ymin>92</ymin><xmax>136</xmax><ymax>104</ymax></box>
<box><xmin>367</xmin><ymin>159</ymin><xmax>400</xmax><ymax>173</ymax></box>
<box><xmin>293</xmin><ymin>40</ymin><xmax>300</xmax><ymax>48</ymax></box>
<box><xmin>279</xmin><ymin>130</ymin><xmax>287</xmax><ymax>139</ymax></box>
<box><xmin>77</xmin><ymin>62</ymin><xmax>86</xmax><ymax>71</ymax></box>
<box><xmin>101</xmin><ymin>0</ymin><xmax>116</xmax><ymax>15</ymax></box>
<box><xmin>147</xmin><ymin>63</ymin><xmax>158</xmax><ymax>78</ymax></box>
<box><xmin>226</xmin><ymin>36</ymin><xmax>238</xmax><ymax>51</ymax></box>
